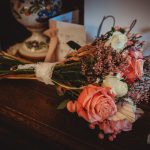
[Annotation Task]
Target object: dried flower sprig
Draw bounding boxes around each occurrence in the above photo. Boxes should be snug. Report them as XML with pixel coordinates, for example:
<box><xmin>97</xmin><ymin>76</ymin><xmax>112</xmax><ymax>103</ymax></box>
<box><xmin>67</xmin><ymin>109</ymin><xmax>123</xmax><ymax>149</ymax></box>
<box><xmin>93</xmin><ymin>41</ymin><xmax>128</xmax><ymax>79</ymax></box>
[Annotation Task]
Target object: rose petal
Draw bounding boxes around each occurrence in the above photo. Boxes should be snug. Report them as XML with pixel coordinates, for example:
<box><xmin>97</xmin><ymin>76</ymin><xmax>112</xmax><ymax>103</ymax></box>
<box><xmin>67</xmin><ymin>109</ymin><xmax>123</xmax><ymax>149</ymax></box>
<box><xmin>67</xmin><ymin>101</ymin><xmax>76</xmax><ymax>113</ymax></box>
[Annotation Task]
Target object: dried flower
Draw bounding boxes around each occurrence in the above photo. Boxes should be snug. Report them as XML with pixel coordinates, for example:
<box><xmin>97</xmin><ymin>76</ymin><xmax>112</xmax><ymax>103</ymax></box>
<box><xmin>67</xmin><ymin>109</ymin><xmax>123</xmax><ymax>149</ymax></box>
<box><xmin>93</xmin><ymin>41</ymin><xmax>128</xmax><ymax>80</ymax></box>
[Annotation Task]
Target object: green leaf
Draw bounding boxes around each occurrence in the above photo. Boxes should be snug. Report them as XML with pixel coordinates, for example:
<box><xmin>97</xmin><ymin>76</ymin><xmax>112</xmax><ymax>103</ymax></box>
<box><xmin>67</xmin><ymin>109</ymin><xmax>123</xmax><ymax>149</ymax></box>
<box><xmin>120</xmin><ymin>28</ymin><xmax>125</xmax><ymax>34</ymax></box>
<box><xmin>57</xmin><ymin>100</ymin><xmax>69</xmax><ymax>110</ymax></box>
<box><xmin>111</xmin><ymin>27</ymin><xmax>115</xmax><ymax>32</ymax></box>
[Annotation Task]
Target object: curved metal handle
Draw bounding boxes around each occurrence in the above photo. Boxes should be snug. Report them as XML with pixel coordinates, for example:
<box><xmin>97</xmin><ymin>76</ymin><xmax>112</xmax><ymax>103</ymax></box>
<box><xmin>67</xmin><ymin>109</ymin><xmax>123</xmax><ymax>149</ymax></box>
<box><xmin>96</xmin><ymin>15</ymin><xmax>116</xmax><ymax>38</ymax></box>
<box><xmin>127</xmin><ymin>19</ymin><xmax>137</xmax><ymax>34</ymax></box>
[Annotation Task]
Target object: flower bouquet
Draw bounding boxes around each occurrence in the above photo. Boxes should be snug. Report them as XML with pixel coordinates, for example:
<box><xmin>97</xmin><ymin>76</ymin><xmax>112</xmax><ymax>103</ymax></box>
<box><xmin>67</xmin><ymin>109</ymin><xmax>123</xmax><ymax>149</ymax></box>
<box><xmin>0</xmin><ymin>16</ymin><xmax>150</xmax><ymax>141</ymax></box>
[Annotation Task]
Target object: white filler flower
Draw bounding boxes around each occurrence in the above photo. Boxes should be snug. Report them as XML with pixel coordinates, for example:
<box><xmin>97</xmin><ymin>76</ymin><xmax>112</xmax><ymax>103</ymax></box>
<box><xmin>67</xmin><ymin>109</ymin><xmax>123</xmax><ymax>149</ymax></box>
<box><xmin>105</xmin><ymin>31</ymin><xmax>128</xmax><ymax>52</ymax></box>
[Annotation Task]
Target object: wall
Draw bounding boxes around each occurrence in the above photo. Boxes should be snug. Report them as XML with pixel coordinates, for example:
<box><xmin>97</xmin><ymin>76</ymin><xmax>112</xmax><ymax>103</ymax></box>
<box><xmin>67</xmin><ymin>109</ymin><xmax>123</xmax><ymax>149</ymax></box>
<box><xmin>84</xmin><ymin>0</ymin><xmax>150</xmax><ymax>55</ymax></box>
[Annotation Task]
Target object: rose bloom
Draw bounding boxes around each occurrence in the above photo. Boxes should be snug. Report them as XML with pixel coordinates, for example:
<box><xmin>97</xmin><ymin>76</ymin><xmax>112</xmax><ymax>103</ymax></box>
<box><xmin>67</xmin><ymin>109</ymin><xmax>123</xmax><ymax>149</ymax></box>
<box><xmin>105</xmin><ymin>31</ymin><xmax>128</xmax><ymax>52</ymax></box>
<box><xmin>102</xmin><ymin>75</ymin><xmax>128</xmax><ymax>97</ymax></box>
<box><xmin>122</xmin><ymin>51</ymin><xmax>143</xmax><ymax>83</ymax></box>
<box><xmin>67</xmin><ymin>85</ymin><xmax>117</xmax><ymax>123</ymax></box>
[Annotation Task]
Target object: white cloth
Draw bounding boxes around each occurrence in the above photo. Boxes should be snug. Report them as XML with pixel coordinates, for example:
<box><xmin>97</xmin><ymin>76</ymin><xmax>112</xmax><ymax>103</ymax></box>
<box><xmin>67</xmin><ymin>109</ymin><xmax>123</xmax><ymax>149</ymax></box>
<box><xmin>17</xmin><ymin>62</ymin><xmax>57</xmax><ymax>85</ymax></box>
<box><xmin>17</xmin><ymin>64</ymin><xmax>36</xmax><ymax>70</ymax></box>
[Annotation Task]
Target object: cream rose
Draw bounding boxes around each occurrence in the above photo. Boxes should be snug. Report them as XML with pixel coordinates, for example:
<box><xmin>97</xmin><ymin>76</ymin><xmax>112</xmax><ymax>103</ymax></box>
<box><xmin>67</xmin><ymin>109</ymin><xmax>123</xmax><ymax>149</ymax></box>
<box><xmin>105</xmin><ymin>31</ymin><xmax>128</xmax><ymax>52</ymax></box>
<box><xmin>102</xmin><ymin>75</ymin><xmax>128</xmax><ymax>97</ymax></box>
<box><xmin>109</xmin><ymin>98</ymin><xmax>143</xmax><ymax>123</ymax></box>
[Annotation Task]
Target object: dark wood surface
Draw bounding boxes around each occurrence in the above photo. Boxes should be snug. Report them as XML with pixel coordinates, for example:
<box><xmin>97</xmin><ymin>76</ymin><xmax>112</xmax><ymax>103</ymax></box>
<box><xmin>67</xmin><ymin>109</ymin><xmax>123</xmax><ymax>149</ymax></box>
<box><xmin>0</xmin><ymin>79</ymin><xmax>150</xmax><ymax>150</ymax></box>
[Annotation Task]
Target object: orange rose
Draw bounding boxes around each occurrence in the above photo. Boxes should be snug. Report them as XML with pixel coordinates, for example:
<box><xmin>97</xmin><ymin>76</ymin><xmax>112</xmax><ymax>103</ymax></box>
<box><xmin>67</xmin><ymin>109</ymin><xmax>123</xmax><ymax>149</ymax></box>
<box><xmin>123</xmin><ymin>51</ymin><xmax>143</xmax><ymax>83</ymax></box>
<box><xmin>67</xmin><ymin>85</ymin><xmax>117</xmax><ymax>123</ymax></box>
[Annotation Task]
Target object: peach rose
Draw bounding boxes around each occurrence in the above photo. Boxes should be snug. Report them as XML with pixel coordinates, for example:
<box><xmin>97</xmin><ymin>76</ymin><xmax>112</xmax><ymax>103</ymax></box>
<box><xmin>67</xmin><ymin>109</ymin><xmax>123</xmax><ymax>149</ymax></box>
<box><xmin>67</xmin><ymin>85</ymin><xmax>117</xmax><ymax>123</ymax></box>
<box><xmin>123</xmin><ymin>51</ymin><xmax>143</xmax><ymax>83</ymax></box>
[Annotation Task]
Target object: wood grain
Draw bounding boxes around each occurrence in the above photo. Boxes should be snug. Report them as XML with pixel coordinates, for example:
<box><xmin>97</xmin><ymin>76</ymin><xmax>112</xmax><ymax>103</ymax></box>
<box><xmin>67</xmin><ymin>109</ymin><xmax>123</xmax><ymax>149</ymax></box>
<box><xmin>0</xmin><ymin>78</ymin><xmax>150</xmax><ymax>150</ymax></box>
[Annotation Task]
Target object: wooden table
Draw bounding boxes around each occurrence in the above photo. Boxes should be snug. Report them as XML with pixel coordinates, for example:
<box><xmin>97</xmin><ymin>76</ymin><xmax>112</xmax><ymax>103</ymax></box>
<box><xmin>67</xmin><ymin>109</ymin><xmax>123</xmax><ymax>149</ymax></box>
<box><xmin>0</xmin><ymin>78</ymin><xmax>150</xmax><ymax>150</ymax></box>
<box><xmin>1</xmin><ymin>0</ymin><xmax>149</xmax><ymax>149</ymax></box>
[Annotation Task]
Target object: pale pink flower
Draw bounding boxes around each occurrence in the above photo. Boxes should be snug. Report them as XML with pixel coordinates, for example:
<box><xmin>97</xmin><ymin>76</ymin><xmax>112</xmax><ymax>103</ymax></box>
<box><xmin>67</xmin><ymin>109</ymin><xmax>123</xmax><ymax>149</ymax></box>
<box><xmin>127</xmin><ymin>41</ymin><xmax>134</xmax><ymax>46</ymax></box>
<box><xmin>99</xmin><ymin>119</ymin><xmax>132</xmax><ymax>135</ymax></box>
<box><xmin>114</xmin><ymin>26</ymin><xmax>121</xmax><ymax>31</ymax></box>
<box><xmin>124</xmin><ymin>27</ymin><xmax>130</xmax><ymax>32</ymax></box>
<box><xmin>135</xmin><ymin>33</ymin><xmax>141</xmax><ymax>38</ymax></box>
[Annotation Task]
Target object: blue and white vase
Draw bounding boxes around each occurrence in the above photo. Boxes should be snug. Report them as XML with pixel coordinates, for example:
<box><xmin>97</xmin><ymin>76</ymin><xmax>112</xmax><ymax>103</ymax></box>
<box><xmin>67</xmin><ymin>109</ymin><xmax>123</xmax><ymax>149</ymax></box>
<box><xmin>10</xmin><ymin>0</ymin><xmax>62</xmax><ymax>60</ymax></box>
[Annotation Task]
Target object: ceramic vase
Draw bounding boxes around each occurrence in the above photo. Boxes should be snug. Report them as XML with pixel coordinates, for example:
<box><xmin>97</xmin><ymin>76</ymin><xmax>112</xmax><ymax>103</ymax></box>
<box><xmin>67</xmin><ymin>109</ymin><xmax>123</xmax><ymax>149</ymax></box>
<box><xmin>10</xmin><ymin>0</ymin><xmax>62</xmax><ymax>60</ymax></box>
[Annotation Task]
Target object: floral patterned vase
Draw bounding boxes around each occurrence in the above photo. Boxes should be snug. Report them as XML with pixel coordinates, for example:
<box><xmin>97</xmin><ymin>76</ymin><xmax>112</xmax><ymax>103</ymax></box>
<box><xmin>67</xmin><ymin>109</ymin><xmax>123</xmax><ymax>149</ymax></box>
<box><xmin>10</xmin><ymin>0</ymin><xmax>62</xmax><ymax>60</ymax></box>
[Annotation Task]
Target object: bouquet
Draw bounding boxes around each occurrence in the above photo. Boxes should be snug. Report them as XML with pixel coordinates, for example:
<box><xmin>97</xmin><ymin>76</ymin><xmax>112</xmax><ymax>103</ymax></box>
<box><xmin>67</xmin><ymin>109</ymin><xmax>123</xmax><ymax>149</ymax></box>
<box><xmin>0</xmin><ymin>16</ymin><xmax>150</xmax><ymax>141</ymax></box>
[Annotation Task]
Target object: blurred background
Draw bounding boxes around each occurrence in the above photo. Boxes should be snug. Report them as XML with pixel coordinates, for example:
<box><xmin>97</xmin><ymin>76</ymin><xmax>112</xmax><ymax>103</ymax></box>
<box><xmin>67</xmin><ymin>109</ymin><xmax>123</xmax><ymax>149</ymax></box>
<box><xmin>0</xmin><ymin>0</ymin><xmax>150</xmax><ymax>55</ymax></box>
<box><xmin>84</xmin><ymin>0</ymin><xmax>150</xmax><ymax>56</ymax></box>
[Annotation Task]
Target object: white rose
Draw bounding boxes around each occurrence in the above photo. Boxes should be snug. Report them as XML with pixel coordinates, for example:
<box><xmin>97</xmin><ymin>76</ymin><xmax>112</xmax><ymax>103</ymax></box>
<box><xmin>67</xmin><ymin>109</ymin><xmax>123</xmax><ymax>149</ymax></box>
<box><xmin>105</xmin><ymin>31</ymin><xmax>128</xmax><ymax>52</ymax></box>
<box><xmin>102</xmin><ymin>75</ymin><xmax>128</xmax><ymax>97</ymax></box>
